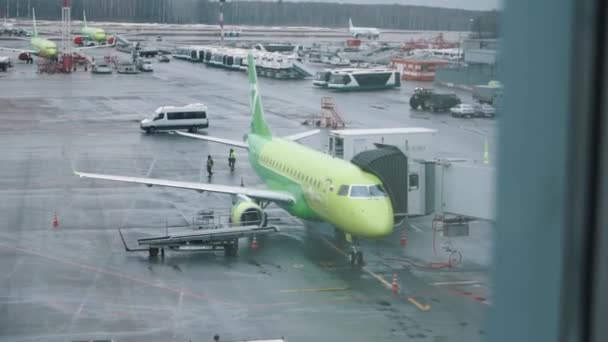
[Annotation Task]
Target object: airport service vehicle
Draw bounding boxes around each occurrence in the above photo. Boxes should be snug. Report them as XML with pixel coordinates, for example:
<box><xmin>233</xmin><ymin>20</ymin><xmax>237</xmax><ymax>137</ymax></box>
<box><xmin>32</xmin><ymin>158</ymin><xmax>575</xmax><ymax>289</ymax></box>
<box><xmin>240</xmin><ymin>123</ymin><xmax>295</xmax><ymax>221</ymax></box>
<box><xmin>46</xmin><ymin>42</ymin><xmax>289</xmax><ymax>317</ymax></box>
<box><xmin>91</xmin><ymin>63</ymin><xmax>112</xmax><ymax>74</ymax></box>
<box><xmin>157</xmin><ymin>54</ymin><xmax>170</xmax><ymax>63</ymax></box>
<box><xmin>140</xmin><ymin>103</ymin><xmax>209</xmax><ymax>134</ymax></box>
<box><xmin>348</xmin><ymin>18</ymin><xmax>380</xmax><ymax>39</ymax></box>
<box><xmin>136</xmin><ymin>58</ymin><xmax>153</xmax><ymax>72</ymax></box>
<box><xmin>313</xmin><ymin>70</ymin><xmax>332</xmax><ymax>87</ymax></box>
<box><xmin>473</xmin><ymin>84</ymin><xmax>503</xmax><ymax>105</ymax></box>
<box><xmin>409</xmin><ymin>87</ymin><xmax>461</xmax><ymax>112</ymax></box>
<box><xmin>450</xmin><ymin>104</ymin><xmax>477</xmax><ymax>118</ymax></box>
<box><xmin>77</xmin><ymin>54</ymin><xmax>394</xmax><ymax>265</ymax></box>
<box><xmin>116</xmin><ymin>61</ymin><xmax>138</xmax><ymax>74</ymax></box>
<box><xmin>0</xmin><ymin>56</ymin><xmax>11</xmax><ymax>71</ymax></box>
<box><xmin>327</xmin><ymin>68</ymin><xmax>400</xmax><ymax>91</ymax></box>
<box><xmin>475</xmin><ymin>103</ymin><xmax>497</xmax><ymax>118</ymax></box>
<box><xmin>313</xmin><ymin>69</ymin><xmax>359</xmax><ymax>87</ymax></box>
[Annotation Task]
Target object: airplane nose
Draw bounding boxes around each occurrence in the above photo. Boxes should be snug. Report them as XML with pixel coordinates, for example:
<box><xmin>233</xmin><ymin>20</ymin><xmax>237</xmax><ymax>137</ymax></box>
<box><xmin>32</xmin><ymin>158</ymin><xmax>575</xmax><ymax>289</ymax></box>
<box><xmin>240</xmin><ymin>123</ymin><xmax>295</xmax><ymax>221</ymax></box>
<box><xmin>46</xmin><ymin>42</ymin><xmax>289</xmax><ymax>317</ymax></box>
<box><xmin>354</xmin><ymin>200</ymin><xmax>394</xmax><ymax>238</ymax></box>
<box><xmin>96</xmin><ymin>33</ymin><xmax>106</xmax><ymax>41</ymax></box>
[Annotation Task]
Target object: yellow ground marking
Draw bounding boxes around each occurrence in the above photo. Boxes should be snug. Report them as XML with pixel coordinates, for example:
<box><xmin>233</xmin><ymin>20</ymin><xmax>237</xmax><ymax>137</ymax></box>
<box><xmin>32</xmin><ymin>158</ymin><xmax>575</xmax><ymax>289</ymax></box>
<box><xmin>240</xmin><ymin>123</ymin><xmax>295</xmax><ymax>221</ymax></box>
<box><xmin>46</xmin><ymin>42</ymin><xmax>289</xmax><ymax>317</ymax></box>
<box><xmin>320</xmin><ymin>237</ymin><xmax>393</xmax><ymax>290</ymax></box>
<box><xmin>280</xmin><ymin>287</ymin><xmax>350</xmax><ymax>293</ymax></box>
<box><xmin>408</xmin><ymin>297</ymin><xmax>431</xmax><ymax>311</ymax></box>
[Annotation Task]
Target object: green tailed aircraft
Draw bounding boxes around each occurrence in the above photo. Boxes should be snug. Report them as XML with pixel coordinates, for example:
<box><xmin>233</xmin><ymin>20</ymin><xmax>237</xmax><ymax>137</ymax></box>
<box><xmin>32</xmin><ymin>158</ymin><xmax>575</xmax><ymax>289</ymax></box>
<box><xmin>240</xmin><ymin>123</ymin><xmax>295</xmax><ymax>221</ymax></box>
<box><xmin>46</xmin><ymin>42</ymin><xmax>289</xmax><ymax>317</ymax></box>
<box><xmin>0</xmin><ymin>9</ymin><xmax>57</xmax><ymax>58</ymax></box>
<box><xmin>77</xmin><ymin>10</ymin><xmax>107</xmax><ymax>43</ymax></box>
<box><xmin>76</xmin><ymin>54</ymin><xmax>394</xmax><ymax>263</ymax></box>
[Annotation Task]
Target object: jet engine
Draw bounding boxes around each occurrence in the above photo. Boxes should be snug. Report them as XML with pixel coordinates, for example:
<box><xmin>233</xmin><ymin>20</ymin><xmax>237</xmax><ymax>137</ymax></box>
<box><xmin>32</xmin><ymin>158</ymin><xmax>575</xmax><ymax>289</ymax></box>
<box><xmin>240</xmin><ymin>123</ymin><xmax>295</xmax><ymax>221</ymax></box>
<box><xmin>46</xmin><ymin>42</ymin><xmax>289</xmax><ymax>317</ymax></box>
<box><xmin>18</xmin><ymin>52</ymin><xmax>29</xmax><ymax>61</ymax></box>
<box><xmin>231</xmin><ymin>196</ymin><xmax>267</xmax><ymax>227</ymax></box>
<box><xmin>73</xmin><ymin>35</ymin><xmax>84</xmax><ymax>46</ymax></box>
<box><xmin>106</xmin><ymin>36</ymin><xmax>116</xmax><ymax>45</ymax></box>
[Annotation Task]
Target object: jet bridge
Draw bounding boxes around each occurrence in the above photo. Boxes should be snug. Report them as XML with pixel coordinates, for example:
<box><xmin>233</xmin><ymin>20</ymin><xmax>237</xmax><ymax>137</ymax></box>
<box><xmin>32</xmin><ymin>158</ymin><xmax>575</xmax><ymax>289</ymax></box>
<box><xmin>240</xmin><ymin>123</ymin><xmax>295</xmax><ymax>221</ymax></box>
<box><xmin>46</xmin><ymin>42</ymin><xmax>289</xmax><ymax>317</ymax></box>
<box><xmin>351</xmin><ymin>146</ymin><xmax>408</xmax><ymax>217</ymax></box>
<box><xmin>333</xmin><ymin>128</ymin><xmax>496</xmax><ymax>224</ymax></box>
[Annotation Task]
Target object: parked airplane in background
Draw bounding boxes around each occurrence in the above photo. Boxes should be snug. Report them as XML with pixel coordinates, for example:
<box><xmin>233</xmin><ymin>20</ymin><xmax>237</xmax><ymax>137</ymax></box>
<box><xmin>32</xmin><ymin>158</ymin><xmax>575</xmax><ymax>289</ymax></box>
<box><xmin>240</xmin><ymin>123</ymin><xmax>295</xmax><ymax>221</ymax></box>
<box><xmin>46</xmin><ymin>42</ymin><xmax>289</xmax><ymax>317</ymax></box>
<box><xmin>0</xmin><ymin>9</ymin><xmax>57</xmax><ymax>59</ymax></box>
<box><xmin>73</xmin><ymin>10</ymin><xmax>108</xmax><ymax>46</ymax></box>
<box><xmin>76</xmin><ymin>54</ymin><xmax>395</xmax><ymax>265</ymax></box>
<box><xmin>348</xmin><ymin>18</ymin><xmax>380</xmax><ymax>39</ymax></box>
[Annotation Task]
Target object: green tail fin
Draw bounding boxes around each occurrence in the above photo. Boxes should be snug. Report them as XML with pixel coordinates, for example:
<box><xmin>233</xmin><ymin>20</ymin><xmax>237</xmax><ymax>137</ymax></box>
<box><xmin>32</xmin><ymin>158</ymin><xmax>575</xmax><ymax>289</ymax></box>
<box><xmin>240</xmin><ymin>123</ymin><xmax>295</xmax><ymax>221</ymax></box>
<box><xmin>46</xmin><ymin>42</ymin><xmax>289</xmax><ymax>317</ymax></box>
<box><xmin>247</xmin><ymin>54</ymin><xmax>271</xmax><ymax>137</ymax></box>
<box><xmin>32</xmin><ymin>8</ymin><xmax>37</xmax><ymax>37</ymax></box>
<box><xmin>83</xmin><ymin>10</ymin><xmax>88</xmax><ymax>27</ymax></box>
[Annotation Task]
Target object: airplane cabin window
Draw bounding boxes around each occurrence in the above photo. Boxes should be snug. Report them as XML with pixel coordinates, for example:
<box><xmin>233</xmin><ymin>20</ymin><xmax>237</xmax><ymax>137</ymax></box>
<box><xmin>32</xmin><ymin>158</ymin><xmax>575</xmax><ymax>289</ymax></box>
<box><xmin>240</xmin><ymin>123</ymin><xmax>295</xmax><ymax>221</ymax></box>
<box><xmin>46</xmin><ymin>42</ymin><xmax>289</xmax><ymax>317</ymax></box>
<box><xmin>337</xmin><ymin>185</ymin><xmax>349</xmax><ymax>196</ymax></box>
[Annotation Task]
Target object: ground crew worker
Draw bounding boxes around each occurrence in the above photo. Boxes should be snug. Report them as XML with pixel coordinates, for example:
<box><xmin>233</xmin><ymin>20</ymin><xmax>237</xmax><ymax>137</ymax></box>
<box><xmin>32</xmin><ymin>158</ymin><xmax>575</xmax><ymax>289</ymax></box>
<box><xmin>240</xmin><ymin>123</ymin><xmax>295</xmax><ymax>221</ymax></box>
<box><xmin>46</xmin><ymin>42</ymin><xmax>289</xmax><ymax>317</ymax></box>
<box><xmin>228</xmin><ymin>149</ymin><xmax>236</xmax><ymax>171</ymax></box>
<box><xmin>206</xmin><ymin>155</ymin><xmax>214</xmax><ymax>177</ymax></box>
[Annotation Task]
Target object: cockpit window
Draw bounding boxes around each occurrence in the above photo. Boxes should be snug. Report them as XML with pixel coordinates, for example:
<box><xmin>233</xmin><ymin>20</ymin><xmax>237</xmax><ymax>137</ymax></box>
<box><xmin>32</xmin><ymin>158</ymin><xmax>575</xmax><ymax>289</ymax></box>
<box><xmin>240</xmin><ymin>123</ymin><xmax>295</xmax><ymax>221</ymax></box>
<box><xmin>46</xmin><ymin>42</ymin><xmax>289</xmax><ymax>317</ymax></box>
<box><xmin>370</xmin><ymin>184</ymin><xmax>388</xmax><ymax>197</ymax></box>
<box><xmin>337</xmin><ymin>185</ymin><xmax>349</xmax><ymax>196</ymax></box>
<box><xmin>350</xmin><ymin>185</ymin><xmax>370</xmax><ymax>197</ymax></box>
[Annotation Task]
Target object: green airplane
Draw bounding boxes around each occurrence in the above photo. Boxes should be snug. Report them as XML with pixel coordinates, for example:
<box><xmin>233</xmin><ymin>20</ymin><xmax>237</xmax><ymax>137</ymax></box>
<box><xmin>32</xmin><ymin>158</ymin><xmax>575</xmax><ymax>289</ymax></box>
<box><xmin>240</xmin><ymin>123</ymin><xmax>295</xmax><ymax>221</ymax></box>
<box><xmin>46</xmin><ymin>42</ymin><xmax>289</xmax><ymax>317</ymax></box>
<box><xmin>76</xmin><ymin>54</ymin><xmax>394</xmax><ymax>263</ymax></box>
<box><xmin>0</xmin><ymin>9</ymin><xmax>57</xmax><ymax>58</ymax></box>
<box><xmin>75</xmin><ymin>10</ymin><xmax>107</xmax><ymax>45</ymax></box>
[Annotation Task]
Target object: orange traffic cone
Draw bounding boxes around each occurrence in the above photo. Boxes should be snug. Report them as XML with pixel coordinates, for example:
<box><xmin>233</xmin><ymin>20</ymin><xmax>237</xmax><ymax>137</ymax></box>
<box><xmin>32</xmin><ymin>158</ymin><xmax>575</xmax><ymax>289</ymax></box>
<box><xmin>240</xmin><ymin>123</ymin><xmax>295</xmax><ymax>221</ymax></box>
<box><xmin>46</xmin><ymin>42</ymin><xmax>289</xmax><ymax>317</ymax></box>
<box><xmin>52</xmin><ymin>212</ymin><xmax>59</xmax><ymax>228</ymax></box>
<box><xmin>391</xmin><ymin>273</ymin><xmax>399</xmax><ymax>294</ymax></box>
<box><xmin>400</xmin><ymin>228</ymin><xmax>408</xmax><ymax>247</ymax></box>
<box><xmin>250</xmin><ymin>236</ymin><xmax>259</xmax><ymax>250</ymax></box>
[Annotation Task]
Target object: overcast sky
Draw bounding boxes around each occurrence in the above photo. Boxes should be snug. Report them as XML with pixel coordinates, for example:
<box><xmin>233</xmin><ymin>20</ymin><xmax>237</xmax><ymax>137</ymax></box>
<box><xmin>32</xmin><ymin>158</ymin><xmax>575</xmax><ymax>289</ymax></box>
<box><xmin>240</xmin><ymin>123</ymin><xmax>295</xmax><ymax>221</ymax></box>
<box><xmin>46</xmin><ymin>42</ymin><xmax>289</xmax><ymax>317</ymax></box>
<box><xmin>279</xmin><ymin>0</ymin><xmax>500</xmax><ymax>11</ymax></box>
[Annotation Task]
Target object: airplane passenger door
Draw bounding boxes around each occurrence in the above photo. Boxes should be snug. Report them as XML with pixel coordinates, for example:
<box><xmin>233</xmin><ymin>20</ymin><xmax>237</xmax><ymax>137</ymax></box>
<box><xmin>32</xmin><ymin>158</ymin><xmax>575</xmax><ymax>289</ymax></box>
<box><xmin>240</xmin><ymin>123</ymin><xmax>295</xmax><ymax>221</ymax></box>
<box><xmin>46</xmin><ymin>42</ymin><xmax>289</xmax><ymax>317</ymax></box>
<box><xmin>320</xmin><ymin>178</ymin><xmax>334</xmax><ymax>217</ymax></box>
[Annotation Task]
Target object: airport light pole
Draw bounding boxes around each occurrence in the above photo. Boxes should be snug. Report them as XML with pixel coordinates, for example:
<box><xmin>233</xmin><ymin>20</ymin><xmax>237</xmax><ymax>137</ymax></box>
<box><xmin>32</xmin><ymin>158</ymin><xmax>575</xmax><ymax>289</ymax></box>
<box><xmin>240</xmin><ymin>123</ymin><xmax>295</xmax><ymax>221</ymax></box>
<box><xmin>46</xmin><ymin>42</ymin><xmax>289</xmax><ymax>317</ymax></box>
<box><xmin>61</xmin><ymin>0</ymin><xmax>71</xmax><ymax>55</ymax></box>
<box><xmin>219</xmin><ymin>0</ymin><xmax>226</xmax><ymax>44</ymax></box>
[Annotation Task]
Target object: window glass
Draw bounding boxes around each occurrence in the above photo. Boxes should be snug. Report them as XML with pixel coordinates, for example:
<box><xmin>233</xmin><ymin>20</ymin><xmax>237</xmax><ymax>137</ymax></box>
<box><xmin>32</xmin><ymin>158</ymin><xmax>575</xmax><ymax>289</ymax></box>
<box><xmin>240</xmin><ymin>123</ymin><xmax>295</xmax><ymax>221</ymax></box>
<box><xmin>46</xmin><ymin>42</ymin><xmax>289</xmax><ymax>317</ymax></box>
<box><xmin>337</xmin><ymin>185</ymin><xmax>349</xmax><ymax>196</ymax></box>
<box><xmin>350</xmin><ymin>185</ymin><xmax>370</xmax><ymax>197</ymax></box>
<box><xmin>153</xmin><ymin>113</ymin><xmax>164</xmax><ymax>121</ymax></box>
<box><xmin>409</xmin><ymin>173</ymin><xmax>419</xmax><ymax>190</ymax></box>
<box><xmin>370</xmin><ymin>184</ymin><xmax>388</xmax><ymax>197</ymax></box>
<box><xmin>167</xmin><ymin>112</ymin><xmax>182</xmax><ymax>120</ymax></box>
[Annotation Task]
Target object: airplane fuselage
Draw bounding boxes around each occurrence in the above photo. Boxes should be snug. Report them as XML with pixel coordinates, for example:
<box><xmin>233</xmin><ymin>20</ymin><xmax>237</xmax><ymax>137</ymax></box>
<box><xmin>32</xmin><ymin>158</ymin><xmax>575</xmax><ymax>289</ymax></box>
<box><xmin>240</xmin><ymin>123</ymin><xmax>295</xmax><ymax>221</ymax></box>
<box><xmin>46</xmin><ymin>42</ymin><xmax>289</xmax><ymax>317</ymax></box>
<box><xmin>81</xmin><ymin>26</ymin><xmax>106</xmax><ymax>42</ymax></box>
<box><xmin>31</xmin><ymin>36</ymin><xmax>57</xmax><ymax>57</ymax></box>
<box><xmin>248</xmin><ymin>134</ymin><xmax>394</xmax><ymax>238</ymax></box>
<box><xmin>350</xmin><ymin>27</ymin><xmax>380</xmax><ymax>38</ymax></box>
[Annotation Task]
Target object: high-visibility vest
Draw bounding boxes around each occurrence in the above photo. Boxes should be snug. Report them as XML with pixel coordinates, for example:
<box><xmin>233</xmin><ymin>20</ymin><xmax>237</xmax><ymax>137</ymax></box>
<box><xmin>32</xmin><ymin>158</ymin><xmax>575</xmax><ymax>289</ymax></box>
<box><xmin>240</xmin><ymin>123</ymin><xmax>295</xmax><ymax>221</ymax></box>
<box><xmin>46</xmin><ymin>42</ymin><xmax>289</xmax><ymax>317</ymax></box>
<box><xmin>229</xmin><ymin>151</ymin><xmax>236</xmax><ymax>159</ymax></box>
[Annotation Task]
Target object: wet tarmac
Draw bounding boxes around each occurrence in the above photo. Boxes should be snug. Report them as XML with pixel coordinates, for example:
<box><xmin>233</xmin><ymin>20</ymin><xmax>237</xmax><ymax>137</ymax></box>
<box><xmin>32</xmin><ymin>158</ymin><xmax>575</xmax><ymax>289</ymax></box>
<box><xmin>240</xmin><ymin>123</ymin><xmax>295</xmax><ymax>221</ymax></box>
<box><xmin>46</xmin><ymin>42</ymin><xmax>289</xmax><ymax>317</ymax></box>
<box><xmin>1</xmin><ymin>38</ymin><xmax>494</xmax><ymax>342</ymax></box>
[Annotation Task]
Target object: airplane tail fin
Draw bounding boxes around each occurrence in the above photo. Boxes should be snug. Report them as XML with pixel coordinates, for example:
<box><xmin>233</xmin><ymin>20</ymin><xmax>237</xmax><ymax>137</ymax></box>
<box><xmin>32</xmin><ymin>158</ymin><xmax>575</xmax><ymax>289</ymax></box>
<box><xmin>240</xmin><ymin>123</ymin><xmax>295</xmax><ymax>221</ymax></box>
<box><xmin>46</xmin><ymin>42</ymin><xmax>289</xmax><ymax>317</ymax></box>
<box><xmin>247</xmin><ymin>53</ymin><xmax>272</xmax><ymax>138</ymax></box>
<box><xmin>83</xmin><ymin>10</ymin><xmax>87</xmax><ymax>27</ymax></box>
<box><xmin>32</xmin><ymin>8</ymin><xmax>37</xmax><ymax>37</ymax></box>
<box><xmin>349</xmin><ymin>18</ymin><xmax>353</xmax><ymax>30</ymax></box>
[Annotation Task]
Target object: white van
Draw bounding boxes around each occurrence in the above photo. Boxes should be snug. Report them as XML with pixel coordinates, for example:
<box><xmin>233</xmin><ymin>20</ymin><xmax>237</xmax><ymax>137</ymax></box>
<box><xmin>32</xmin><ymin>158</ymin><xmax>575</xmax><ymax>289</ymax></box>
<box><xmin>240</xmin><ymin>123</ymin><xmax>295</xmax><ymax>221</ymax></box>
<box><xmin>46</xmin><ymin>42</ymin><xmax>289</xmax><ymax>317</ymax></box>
<box><xmin>140</xmin><ymin>103</ymin><xmax>209</xmax><ymax>134</ymax></box>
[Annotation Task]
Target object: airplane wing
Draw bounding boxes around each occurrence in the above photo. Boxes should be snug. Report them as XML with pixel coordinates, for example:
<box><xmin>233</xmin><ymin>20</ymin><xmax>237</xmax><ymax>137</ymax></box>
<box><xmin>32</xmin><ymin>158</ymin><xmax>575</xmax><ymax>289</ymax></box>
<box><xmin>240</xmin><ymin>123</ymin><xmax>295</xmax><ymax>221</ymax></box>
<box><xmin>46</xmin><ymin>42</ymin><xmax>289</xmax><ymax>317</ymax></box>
<box><xmin>174</xmin><ymin>131</ymin><xmax>249</xmax><ymax>149</ymax></box>
<box><xmin>75</xmin><ymin>44</ymin><xmax>116</xmax><ymax>51</ymax></box>
<box><xmin>75</xmin><ymin>171</ymin><xmax>294</xmax><ymax>203</ymax></box>
<box><xmin>0</xmin><ymin>47</ymin><xmax>35</xmax><ymax>54</ymax></box>
<box><xmin>283</xmin><ymin>129</ymin><xmax>320</xmax><ymax>142</ymax></box>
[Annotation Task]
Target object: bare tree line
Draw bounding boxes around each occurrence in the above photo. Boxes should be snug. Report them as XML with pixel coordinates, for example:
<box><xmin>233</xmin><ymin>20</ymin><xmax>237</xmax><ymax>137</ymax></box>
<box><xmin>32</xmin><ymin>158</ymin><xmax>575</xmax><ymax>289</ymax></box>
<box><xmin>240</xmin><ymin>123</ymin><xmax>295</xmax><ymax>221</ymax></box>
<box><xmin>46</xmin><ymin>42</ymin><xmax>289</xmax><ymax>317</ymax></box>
<box><xmin>2</xmin><ymin>0</ymin><xmax>498</xmax><ymax>34</ymax></box>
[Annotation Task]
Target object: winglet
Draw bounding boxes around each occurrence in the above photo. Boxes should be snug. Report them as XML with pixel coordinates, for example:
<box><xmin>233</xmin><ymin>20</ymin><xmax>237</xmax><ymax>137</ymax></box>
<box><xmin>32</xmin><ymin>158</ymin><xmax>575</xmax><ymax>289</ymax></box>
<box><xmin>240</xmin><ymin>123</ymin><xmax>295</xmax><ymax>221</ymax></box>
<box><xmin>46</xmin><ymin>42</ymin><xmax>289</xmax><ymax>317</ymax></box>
<box><xmin>247</xmin><ymin>53</ymin><xmax>271</xmax><ymax>138</ymax></box>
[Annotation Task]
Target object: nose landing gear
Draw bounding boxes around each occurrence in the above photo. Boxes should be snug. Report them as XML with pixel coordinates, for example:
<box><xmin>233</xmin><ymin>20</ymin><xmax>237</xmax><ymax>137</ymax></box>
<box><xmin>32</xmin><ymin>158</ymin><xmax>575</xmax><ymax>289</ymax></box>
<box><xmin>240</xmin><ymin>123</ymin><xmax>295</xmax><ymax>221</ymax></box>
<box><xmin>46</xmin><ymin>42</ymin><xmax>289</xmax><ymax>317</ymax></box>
<box><xmin>348</xmin><ymin>246</ymin><xmax>364</xmax><ymax>266</ymax></box>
